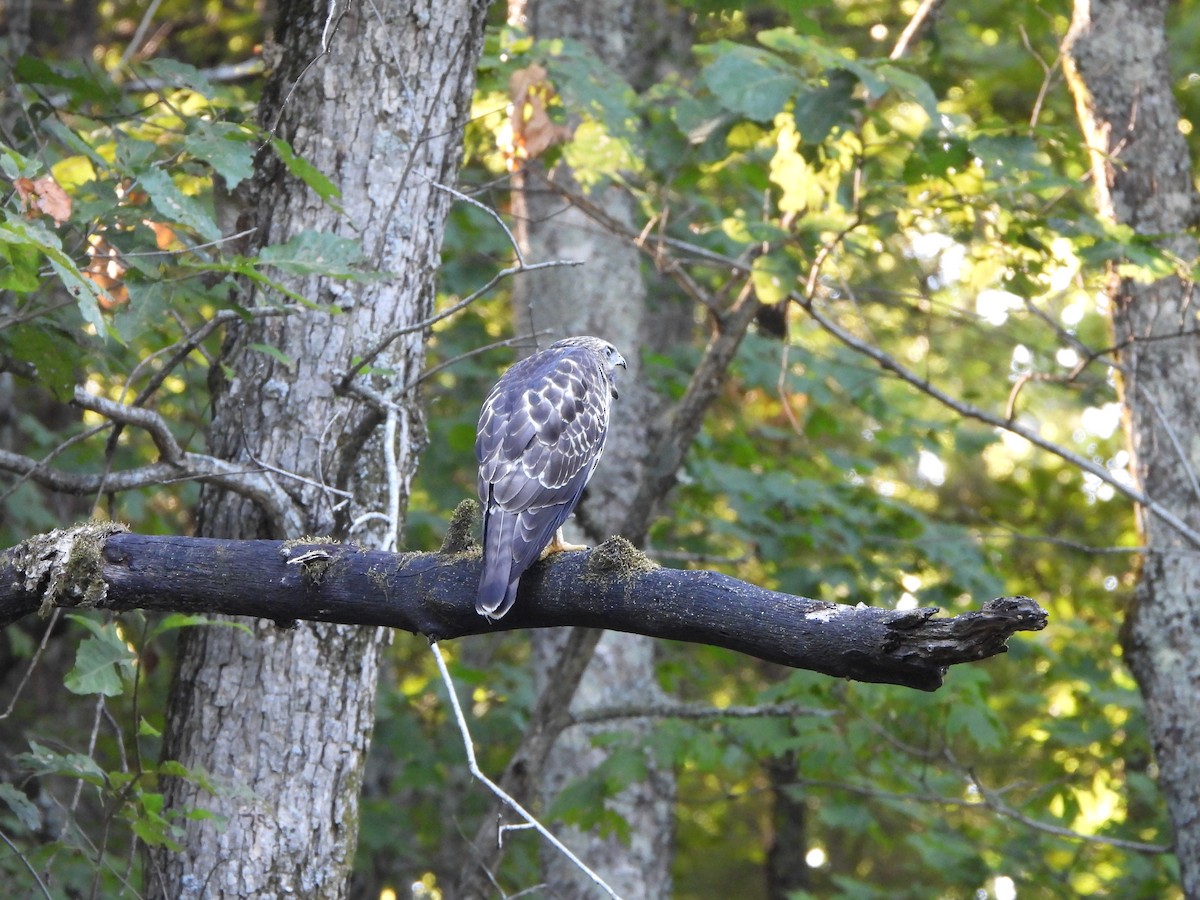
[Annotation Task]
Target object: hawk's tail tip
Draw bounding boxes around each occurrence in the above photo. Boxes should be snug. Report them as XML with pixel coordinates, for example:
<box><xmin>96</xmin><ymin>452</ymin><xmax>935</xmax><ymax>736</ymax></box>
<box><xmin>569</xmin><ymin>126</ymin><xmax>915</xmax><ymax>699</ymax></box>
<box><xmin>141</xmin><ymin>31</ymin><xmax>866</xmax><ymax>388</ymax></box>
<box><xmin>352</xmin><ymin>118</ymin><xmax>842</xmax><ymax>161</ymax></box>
<box><xmin>476</xmin><ymin>577</ymin><xmax>518</xmax><ymax>621</ymax></box>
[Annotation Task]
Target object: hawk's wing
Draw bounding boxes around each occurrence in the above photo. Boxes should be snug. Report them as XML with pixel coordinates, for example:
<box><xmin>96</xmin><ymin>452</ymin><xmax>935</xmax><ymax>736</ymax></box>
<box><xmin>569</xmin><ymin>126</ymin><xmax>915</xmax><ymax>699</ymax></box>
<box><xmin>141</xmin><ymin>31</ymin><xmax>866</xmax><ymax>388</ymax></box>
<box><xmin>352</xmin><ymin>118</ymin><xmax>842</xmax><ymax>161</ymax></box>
<box><xmin>475</xmin><ymin>344</ymin><xmax>612</xmax><ymax>619</ymax></box>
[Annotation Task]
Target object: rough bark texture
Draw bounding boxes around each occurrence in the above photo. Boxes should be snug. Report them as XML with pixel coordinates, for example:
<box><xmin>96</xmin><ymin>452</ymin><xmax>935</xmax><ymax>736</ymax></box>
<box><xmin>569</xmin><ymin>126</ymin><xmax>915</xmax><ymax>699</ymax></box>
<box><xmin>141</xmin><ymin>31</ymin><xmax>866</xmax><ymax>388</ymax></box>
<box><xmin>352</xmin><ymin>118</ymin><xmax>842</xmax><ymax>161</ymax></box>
<box><xmin>506</xmin><ymin>1</ymin><xmax>692</xmax><ymax>896</ymax></box>
<box><xmin>146</xmin><ymin>2</ymin><xmax>489</xmax><ymax>898</ymax></box>
<box><xmin>1063</xmin><ymin>1</ymin><xmax>1200</xmax><ymax>893</ymax></box>
<box><xmin>0</xmin><ymin>527</ymin><xmax>1047</xmax><ymax>689</ymax></box>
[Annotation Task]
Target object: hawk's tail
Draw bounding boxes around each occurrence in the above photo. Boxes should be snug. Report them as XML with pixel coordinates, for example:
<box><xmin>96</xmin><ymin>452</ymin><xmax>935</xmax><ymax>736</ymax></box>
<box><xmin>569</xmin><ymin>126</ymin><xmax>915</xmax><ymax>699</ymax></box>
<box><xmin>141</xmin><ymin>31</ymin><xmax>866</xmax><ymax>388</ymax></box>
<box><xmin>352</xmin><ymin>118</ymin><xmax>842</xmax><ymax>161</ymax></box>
<box><xmin>477</xmin><ymin>510</ymin><xmax>520</xmax><ymax>620</ymax></box>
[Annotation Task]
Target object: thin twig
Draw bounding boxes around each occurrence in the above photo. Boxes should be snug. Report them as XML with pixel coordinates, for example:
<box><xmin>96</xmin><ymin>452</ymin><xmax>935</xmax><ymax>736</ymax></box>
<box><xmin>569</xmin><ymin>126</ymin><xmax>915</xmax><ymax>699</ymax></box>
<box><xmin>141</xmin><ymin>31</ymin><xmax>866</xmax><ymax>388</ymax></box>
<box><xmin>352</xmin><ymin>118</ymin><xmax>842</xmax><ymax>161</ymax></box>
<box><xmin>795</xmin><ymin>775</ymin><xmax>1171</xmax><ymax>855</ymax></box>
<box><xmin>792</xmin><ymin>294</ymin><xmax>1200</xmax><ymax>550</ymax></box>
<box><xmin>429</xmin><ymin>641</ymin><xmax>622</xmax><ymax>900</ymax></box>
<box><xmin>0</xmin><ymin>827</ymin><xmax>53</xmax><ymax>900</ymax></box>
<box><xmin>1136</xmin><ymin>382</ymin><xmax>1200</xmax><ymax>503</ymax></box>
<box><xmin>424</xmin><ymin>176</ymin><xmax>526</xmax><ymax>267</ymax></box>
<box><xmin>1018</xmin><ymin>24</ymin><xmax>1064</xmax><ymax>131</ymax></box>
<box><xmin>967</xmin><ymin>770</ymin><xmax>1172</xmax><ymax>855</ymax></box>
<box><xmin>0</xmin><ymin>422</ymin><xmax>112</xmax><ymax>508</ymax></box>
<box><xmin>74</xmin><ymin>387</ymin><xmax>185</xmax><ymax>464</ymax></box>
<box><xmin>570</xmin><ymin>702</ymin><xmax>833</xmax><ymax>726</ymax></box>
<box><xmin>889</xmin><ymin>0</ymin><xmax>946</xmax><ymax>61</ymax></box>
<box><xmin>0</xmin><ymin>610</ymin><xmax>62</xmax><ymax>720</ymax></box>
<box><xmin>117</xmin><ymin>0</ymin><xmax>166</xmax><ymax>70</ymax></box>
<box><xmin>341</xmin><ymin>260</ymin><xmax>581</xmax><ymax>388</ymax></box>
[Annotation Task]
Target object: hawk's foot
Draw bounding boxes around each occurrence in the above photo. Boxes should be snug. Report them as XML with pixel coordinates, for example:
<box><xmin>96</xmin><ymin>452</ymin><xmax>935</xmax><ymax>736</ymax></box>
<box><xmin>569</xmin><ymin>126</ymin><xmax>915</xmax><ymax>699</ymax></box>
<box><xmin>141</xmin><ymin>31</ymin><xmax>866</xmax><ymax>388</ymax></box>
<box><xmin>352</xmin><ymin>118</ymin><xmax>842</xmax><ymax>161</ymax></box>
<box><xmin>543</xmin><ymin>528</ymin><xmax>589</xmax><ymax>557</ymax></box>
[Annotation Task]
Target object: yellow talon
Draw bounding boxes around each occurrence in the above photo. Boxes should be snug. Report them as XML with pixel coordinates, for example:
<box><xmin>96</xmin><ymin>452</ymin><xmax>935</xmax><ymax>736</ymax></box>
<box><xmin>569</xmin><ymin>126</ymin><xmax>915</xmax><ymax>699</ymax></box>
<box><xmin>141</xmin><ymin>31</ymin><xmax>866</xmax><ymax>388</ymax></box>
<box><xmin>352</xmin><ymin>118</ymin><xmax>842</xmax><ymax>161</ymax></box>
<box><xmin>543</xmin><ymin>527</ymin><xmax>589</xmax><ymax>557</ymax></box>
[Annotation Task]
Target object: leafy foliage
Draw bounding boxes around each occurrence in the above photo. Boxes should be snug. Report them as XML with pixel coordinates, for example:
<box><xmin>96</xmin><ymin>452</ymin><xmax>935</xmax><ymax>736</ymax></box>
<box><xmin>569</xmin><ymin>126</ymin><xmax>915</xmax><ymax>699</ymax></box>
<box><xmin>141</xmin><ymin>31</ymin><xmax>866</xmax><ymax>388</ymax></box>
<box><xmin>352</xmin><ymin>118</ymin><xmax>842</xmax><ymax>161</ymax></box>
<box><xmin>0</xmin><ymin>1</ymin><xmax>1190</xmax><ymax>898</ymax></box>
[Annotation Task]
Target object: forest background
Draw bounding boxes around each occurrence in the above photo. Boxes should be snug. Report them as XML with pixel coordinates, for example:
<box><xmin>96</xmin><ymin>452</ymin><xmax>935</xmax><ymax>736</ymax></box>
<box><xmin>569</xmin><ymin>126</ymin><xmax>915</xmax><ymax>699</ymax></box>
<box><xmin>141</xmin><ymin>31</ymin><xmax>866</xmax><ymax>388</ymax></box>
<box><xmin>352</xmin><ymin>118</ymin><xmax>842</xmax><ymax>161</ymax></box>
<box><xmin>1</xmin><ymin>0</ymin><xmax>1197</xmax><ymax>898</ymax></box>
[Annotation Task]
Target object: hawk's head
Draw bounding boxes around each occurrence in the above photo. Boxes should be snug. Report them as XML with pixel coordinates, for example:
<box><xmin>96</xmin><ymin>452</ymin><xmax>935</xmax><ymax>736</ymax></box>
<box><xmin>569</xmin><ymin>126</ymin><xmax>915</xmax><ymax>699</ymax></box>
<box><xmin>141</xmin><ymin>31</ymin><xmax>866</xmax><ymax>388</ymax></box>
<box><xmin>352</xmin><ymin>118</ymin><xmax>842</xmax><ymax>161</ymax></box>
<box><xmin>549</xmin><ymin>336</ymin><xmax>627</xmax><ymax>398</ymax></box>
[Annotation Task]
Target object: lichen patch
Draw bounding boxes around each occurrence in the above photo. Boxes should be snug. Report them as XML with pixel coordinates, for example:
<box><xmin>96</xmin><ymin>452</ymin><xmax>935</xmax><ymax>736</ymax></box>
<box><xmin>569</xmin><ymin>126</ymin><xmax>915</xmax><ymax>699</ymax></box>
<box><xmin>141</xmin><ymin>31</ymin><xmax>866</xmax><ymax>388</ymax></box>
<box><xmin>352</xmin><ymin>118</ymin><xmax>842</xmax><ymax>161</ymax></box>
<box><xmin>585</xmin><ymin>536</ymin><xmax>659</xmax><ymax>581</ymax></box>
<box><xmin>13</xmin><ymin>521</ymin><xmax>128</xmax><ymax>617</ymax></box>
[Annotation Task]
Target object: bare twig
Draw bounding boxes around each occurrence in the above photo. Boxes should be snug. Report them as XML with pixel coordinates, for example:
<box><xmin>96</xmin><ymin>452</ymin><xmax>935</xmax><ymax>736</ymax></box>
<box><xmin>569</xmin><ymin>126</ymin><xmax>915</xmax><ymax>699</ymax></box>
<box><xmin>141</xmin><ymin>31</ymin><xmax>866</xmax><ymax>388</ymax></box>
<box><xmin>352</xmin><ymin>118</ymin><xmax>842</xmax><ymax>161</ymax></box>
<box><xmin>0</xmin><ymin>422</ymin><xmax>111</xmax><ymax>508</ymax></box>
<box><xmin>0</xmin><ymin>441</ymin><xmax>305</xmax><ymax>537</ymax></box>
<box><xmin>0</xmin><ymin>610</ymin><xmax>62</xmax><ymax>720</ymax></box>
<box><xmin>792</xmin><ymin>294</ymin><xmax>1200</xmax><ymax>550</ymax></box>
<box><xmin>117</xmin><ymin>0</ymin><xmax>165</xmax><ymax>69</ymax></box>
<box><xmin>966</xmin><ymin>770</ymin><xmax>1171</xmax><ymax>855</ymax></box>
<box><xmin>424</xmin><ymin>176</ymin><xmax>526</xmax><ymax>266</ymax></box>
<box><xmin>0</xmin><ymin>828</ymin><xmax>53</xmax><ymax>900</ymax></box>
<box><xmin>430</xmin><ymin>641</ymin><xmax>621</xmax><ymax>899</ymax></box>
<box><xmin>340</xmin><ymin>179</ymin><xmax>582</xmax><ymax>390</ymax></box>
<box><xmin>570</xmin><ymin>702</ymin><xmax>832</xmax><ymax>727</ymax></box>
<box><xmin>890</xmin><ymin>0</ymin><xmax>946</xmax><ymax>61</ymax></box>
<box><xmin>1018</xmin><ymin>24</ymin><xmax>1065</xmax><ymax>130</ymax></box>
<box><xmin>795</xmin><ymin>775</ymin><xmax>1171</xmax><ymax>855</ymax></box>
<box><xmin>74</xmin><ymin>387</ymin><xmax>185</xmax><ymax>464</ymax></box>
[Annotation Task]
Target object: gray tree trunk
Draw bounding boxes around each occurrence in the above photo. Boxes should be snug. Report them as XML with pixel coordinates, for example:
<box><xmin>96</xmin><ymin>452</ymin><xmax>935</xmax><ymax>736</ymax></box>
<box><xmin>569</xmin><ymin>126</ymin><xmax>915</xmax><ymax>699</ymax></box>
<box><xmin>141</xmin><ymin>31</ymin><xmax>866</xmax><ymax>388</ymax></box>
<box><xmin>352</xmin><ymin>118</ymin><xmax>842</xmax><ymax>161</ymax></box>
<box><xmin>507</xmin><ymin>2</ymin><xmax>691</xmax><ymax>896</ymax></box>
<box><xmin>147</xmin><ymin>2</ymin><xmax>489</xmax><ymax>898</ymax></box>
<box><xmin>1063</xmin><ymin>1</ymin><xmax>1200</xmax><ymax>894</ymax></box>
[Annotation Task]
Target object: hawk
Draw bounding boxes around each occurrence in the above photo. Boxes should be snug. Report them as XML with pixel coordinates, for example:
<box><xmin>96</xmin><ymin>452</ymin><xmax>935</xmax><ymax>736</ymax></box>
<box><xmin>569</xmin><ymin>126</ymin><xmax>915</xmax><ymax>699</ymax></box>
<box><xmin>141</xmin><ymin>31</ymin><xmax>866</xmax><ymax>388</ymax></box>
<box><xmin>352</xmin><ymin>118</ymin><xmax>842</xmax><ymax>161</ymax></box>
<box><xmin>475</xmin><ymin>336</ymin><xmax>627</xmax><ymax>620</ymax></box>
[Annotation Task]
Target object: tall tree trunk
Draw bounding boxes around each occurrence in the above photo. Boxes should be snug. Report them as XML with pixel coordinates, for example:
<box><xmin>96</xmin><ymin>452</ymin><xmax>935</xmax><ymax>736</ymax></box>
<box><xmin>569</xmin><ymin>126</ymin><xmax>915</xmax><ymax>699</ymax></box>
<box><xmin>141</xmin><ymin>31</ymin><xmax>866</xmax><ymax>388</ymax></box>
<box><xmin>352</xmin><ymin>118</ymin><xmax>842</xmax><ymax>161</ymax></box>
<box><xmin>505</xmin><ymin>2</ymin><xmax>690</xmax><ymax>897</ymax></box>
<box><xmin>1063</xmin><ymin>1</ymin><xmax>1200</xmax><ymax>894</ymax></box>
<box><xmin>147</xmin><ymin>2</ymin><xmax>489</xmax><ymax>898</ymax></box>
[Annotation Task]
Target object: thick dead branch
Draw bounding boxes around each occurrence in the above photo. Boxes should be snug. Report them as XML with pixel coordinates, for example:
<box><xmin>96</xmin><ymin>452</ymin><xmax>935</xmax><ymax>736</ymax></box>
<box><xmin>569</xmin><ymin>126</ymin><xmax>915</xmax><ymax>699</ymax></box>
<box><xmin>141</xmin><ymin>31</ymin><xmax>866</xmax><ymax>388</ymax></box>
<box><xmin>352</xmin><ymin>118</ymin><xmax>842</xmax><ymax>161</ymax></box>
<box><xmin>0</xmin><ymin>521</ymin><xmax>1046</xmax><ymax>691</ymax></box>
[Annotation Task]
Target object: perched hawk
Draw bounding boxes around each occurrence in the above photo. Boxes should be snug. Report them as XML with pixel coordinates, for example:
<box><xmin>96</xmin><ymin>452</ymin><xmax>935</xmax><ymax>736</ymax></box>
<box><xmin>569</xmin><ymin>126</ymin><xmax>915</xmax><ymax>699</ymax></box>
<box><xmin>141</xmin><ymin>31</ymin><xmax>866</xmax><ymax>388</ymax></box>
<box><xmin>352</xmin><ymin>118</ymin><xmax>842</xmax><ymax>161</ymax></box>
<box><xmin>475</xmin><ymin>336</ymin><xmax>627</xmax><ymax>620</ymax></box>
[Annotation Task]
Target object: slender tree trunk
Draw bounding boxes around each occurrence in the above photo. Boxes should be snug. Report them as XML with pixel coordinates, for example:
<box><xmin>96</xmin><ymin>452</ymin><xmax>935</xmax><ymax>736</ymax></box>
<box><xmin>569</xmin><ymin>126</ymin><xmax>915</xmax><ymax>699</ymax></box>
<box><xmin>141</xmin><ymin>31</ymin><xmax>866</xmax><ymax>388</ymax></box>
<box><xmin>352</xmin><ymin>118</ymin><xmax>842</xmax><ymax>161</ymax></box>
<box><xmin>504</xmin><ymin>2</ymin><xmax>691</xmax><ymax>896</ymax></box>
<box><xmin>147</xmin><ymin>2</ymin><xmax>489</xmax><ymax>898</ymax></box>
<box><xmin>1063</xmin><ymin>1</ymin><xmax>1200</xmax><ymax>894</ymax></box>
<box><xmin>766</xmin><ymin>752</ymin><xmax>810</xmax><ymax>899</ymax></box>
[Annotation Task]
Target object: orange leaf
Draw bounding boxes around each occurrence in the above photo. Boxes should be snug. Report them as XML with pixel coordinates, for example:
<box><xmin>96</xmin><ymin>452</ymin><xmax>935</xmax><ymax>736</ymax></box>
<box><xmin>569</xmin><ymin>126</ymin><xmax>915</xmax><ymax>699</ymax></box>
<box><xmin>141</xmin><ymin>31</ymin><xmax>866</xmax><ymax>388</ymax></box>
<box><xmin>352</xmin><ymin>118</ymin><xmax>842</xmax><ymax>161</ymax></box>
<box><xmin>507</xmin><ymin>65</ymin><xmax>573</xmax><ymax>170</ymax></box>
<box><xmin>84</xmin><ymin>234</ymin><xmax>129</xmax><ymax>310</ymax></box>
<box><xmin>16</xmin><ymin>174</ymin><xmax>72</xmax><ymax>226</ymax></box>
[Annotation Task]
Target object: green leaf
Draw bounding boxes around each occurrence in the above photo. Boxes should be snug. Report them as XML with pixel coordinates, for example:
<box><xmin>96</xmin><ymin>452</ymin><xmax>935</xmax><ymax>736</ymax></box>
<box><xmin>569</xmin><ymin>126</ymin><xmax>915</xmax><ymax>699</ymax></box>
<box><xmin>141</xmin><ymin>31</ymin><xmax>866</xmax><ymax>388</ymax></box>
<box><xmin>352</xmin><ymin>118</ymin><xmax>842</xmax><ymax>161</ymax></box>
<box><xmin>793</xmin><ymin>69</ymin><xmax>860</xmax><ymax>144</ymax></box>
<box><xmin>0</xmin><ymin>239</ymin><xmax>42</xmax><ymax>291</ymax></box>
<box><xmin>271</xmin><ymin>138</ymin><xmax>342</xmax><ymax>209</ymax></box>
<box><xmin>13</xmin><ymin>56</ymin><xmax>119</xmax><ymax>104</ymax></box>
<box><xmin>136</xmin><ymin>167</ymin><xmax>222</xmax><ymax>241</ymax></box>
<box><xmin>137</xmin><ymin>58</ymin><xmax>216</xmax><ymax>98</ymax></box>
<box><xmin>3</xmin><ymin>323</ymin><xmax>80</xmax><ymax>400</ymax></box>
<box><xmin>248</xmin><ymin>342</ymin><xmax>296</xmax><ymax>370</ymax></box>
<box><xmin>758</xmin><ymin>27</ymin><xmax>887</xmax><ymax>97</ymax></box>
<box><xmin>945</xmin><ymin>697</ymin><xmax>1003</xmax><ymax>750</ymax></box>
<box><xmin>875</xmin><ymin>64</ymin><xmax>941</xmax><ymax>125</ymax></box>
<box><xmin>258</xmin><ymin>231</ymin><xmax>367</xmax><ymax>277</ymax></box>
<box><xmin>17</xmin><ymin>741</ymin><xmax>108</xmax><ymax>787</ymax></box>
<box><xmin>138</xmin><ymin>717</ymin><xmax>163</xmax><ymax>738</ymax></box>
<box><xmin>0</xmin><ymin>219</ymin><xmax>107</xmax><ymax>336</ymax></box>
<box><xmin>541</xmin><ymin>36</ymin><xmax>638</xmax><ymax>139</ymax></box>
<box><xmin>148</xmin><ymin>613</ymin><xmax>252</xmax><ymax>640</ymax></box>
<box><xmin>751</xmin><ymin>252</ymin><xmax>800</xmax><ymax>304</ymax></box>
<box><xmin>184</xmin><ymin>121</ymin><xmax>256</xmax><ymax>187</ymax></box>
<box><xmin>0</xmin><ymin>783</ymin><xmax>40</xmax><ymax>832</ymax></box>
<box><xmin>65</xmin><ymin>630</ymin><xmax>135</xmax><ymax>697</ymax></box>
<box><xmin>701</xmin><ymin>42</ymin><xmax>801</xmax><ymax>122</ymax></box>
